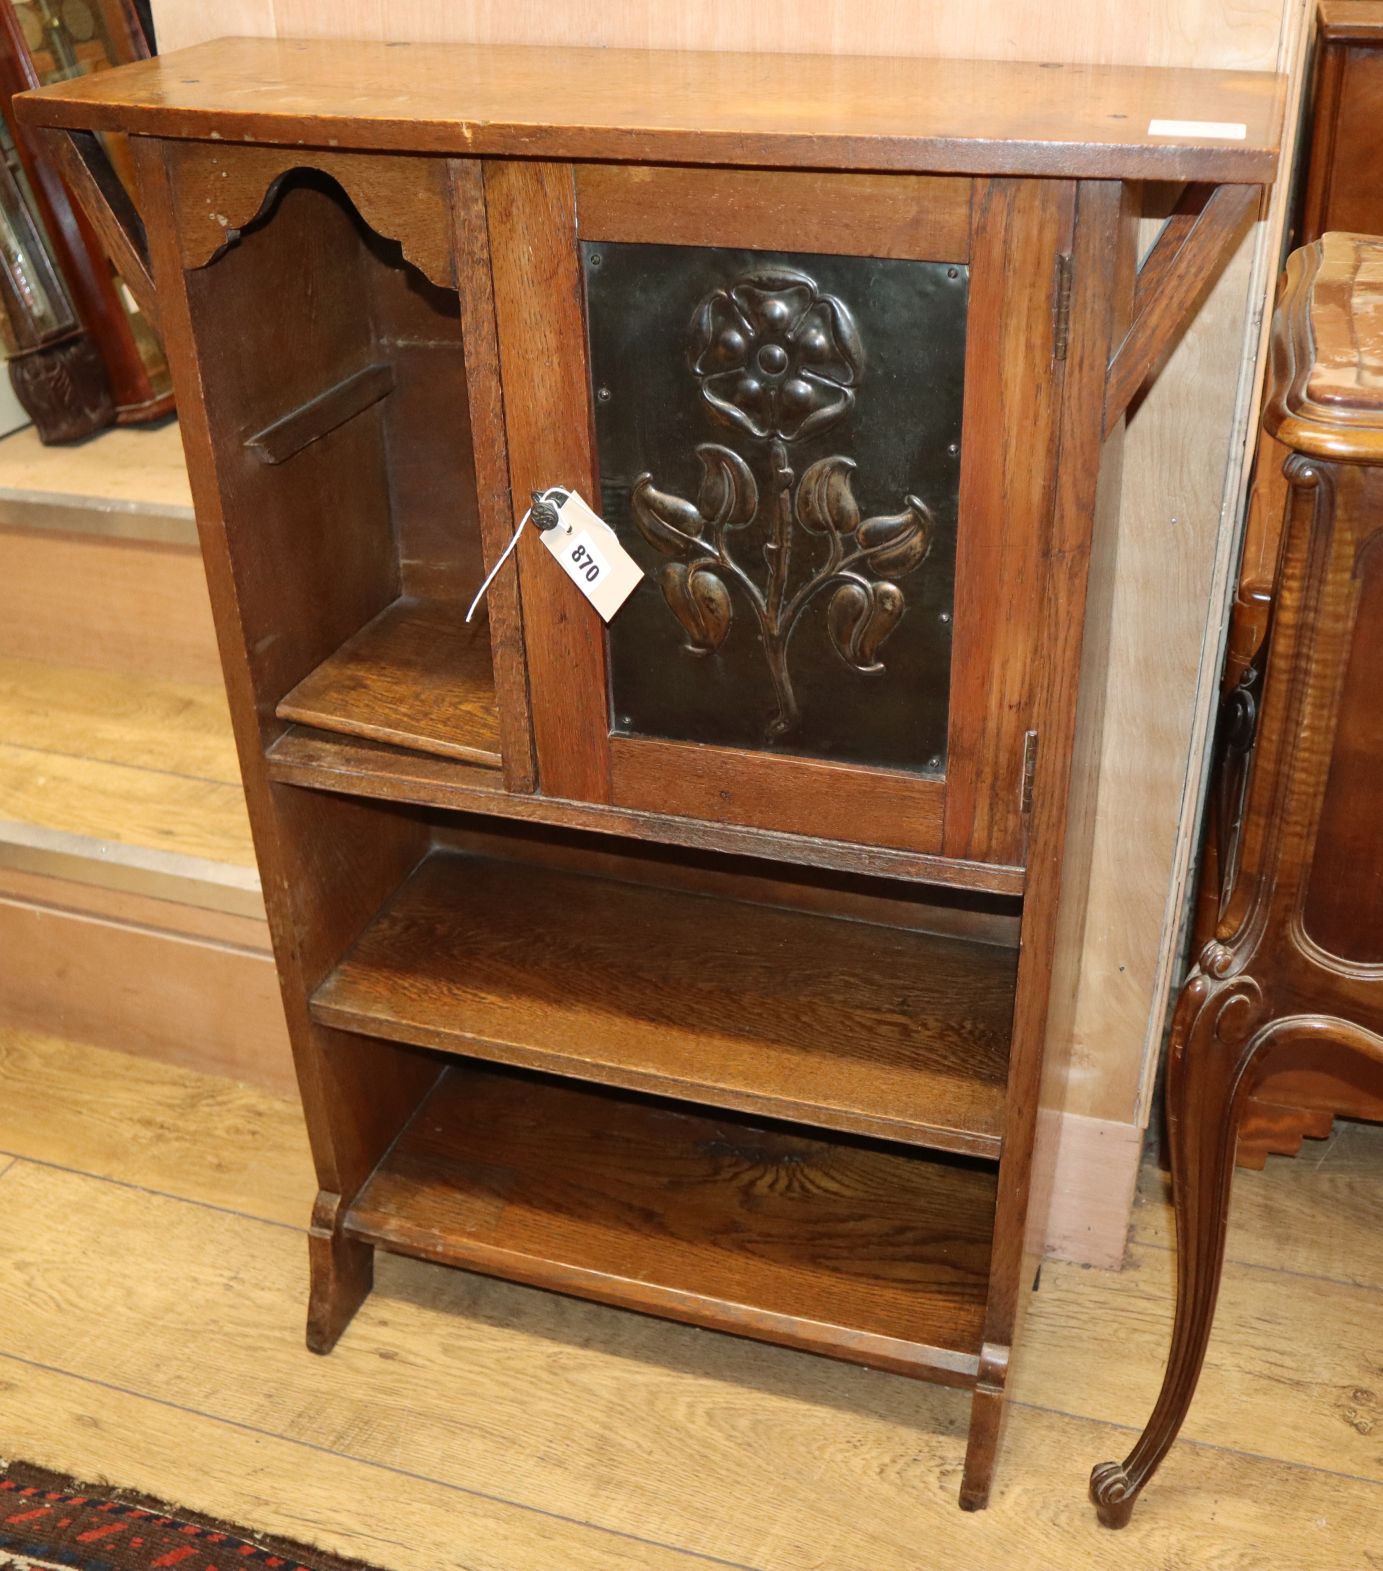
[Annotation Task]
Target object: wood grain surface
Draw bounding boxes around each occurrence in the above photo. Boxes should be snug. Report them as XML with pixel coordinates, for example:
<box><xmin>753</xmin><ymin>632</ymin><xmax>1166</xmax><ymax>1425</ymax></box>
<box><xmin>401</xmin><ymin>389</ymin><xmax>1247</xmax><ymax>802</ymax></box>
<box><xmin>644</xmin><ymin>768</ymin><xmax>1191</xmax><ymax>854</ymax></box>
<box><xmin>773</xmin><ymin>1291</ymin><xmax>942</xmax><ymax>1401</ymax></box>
<box><xmin>349</xmin><ymin>1064</ymin><xmax>997</xmax><ymax>1382</ymax></box>
<box><xmin>266</xmin><ymin>727</ymin><xmax>1028</xmax><ymax>894</ymax></box>
<box><xmin>0</xmin><ymin>654</ymin><xmax>239</xmax><ymax>784</ymax></box>
<box><xmin>0</xmin><ymin>1038</ymin><xmax>1381</xmax><ymax>1568</ymax></box>
<box><xmin>14</xmin><ymin>37</ymin><xmax>1283</xmax><ymax>181</ymax></box>
<box><xmin>1268</xmin><ymin>233</ymin><xmax>1383</xmax><ymax>462</ymax></box>
<box><xmin>314</xmin><ymin>851</ymin><xmax>1018</xmax><ymax>1155</ymax></box>
<box><xmin>276</xmin><ymin>598</ymin><xmax>501</xmax><ymax>767</ymax></box>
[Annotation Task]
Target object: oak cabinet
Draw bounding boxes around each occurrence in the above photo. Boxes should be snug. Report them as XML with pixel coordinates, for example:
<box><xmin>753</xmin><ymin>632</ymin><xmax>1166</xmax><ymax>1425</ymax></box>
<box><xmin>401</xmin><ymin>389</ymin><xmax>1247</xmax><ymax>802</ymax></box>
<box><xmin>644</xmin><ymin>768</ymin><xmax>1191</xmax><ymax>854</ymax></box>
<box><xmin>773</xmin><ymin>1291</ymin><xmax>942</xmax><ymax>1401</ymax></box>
<box><xmin>17</xmin><ymin>37</ymin><xmax>1281</xmax><ymax>1509</ymax></box>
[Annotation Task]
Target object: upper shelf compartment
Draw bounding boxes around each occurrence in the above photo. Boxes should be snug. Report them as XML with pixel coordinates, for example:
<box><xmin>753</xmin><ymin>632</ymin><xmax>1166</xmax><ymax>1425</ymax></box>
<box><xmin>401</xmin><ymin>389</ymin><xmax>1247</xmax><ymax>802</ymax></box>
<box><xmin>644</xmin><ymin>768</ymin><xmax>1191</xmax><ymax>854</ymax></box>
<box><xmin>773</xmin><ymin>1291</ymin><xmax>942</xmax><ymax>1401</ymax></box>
<box><xmin>14</xmin><ymin>37</ymin><xmax>1283</xmax><ymax>183</ymax></box>
<box><xmin>168</xmin><ymin>152</ymin><xmax>502</xmax><ymax>770</ymax></box>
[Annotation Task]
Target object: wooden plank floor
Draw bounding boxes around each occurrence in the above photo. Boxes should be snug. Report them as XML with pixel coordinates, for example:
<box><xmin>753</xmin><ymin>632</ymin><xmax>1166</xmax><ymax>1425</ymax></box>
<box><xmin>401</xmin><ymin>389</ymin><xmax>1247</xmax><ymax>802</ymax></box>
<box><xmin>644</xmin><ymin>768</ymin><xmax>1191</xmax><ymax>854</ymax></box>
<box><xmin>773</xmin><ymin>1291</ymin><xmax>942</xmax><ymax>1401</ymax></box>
<box><xmin>0</xmin><ymin>1028</ymin><xmax>1379</xmax><ymax>1567</ymax></box>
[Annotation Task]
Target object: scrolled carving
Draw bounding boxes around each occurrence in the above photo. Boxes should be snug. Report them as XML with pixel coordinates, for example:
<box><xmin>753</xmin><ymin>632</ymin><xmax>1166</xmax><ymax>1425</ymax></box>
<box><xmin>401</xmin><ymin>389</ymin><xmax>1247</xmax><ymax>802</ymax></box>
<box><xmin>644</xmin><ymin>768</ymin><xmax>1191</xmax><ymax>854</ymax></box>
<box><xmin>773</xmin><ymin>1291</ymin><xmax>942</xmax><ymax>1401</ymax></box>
<box><xmin>632</xmin><ymin>267</ymin><xmax>938</xmax><ymax>742</ymax></box>
<box><xmin>1211</xmin><ymin>974</ymin><xmax>1266</xmax><ymax>1046</ymax></box>
<box><xmin>1089</xmin><ymin>1461</ymin><xmax>1137</xmax><ymax>1530</ymax></box>
<box><xmin>8</xmin><ymin>331</ymin><xmax>114</xmax><ymax>444</ymax></box>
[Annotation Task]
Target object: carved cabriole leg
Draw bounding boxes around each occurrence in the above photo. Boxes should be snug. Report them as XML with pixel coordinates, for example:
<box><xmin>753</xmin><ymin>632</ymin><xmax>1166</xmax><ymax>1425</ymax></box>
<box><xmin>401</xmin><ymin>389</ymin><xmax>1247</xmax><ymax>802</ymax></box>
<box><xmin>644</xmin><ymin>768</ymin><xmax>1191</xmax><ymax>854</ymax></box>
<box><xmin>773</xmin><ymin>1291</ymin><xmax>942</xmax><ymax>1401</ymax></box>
<box><xmin>959</xmin><ymin>1341</ymin><xmax>1009</xmax><ymax>1510</ymax></box>
<box><xmin>1090</xmin><ymin>962</ymin><xmax>1266</xmax><ymax>1526</ymax></box>
<box><xmin>306</xmin><ymin>1190</ymin><xmax>374</xmax><ymax>1355</ymax></box>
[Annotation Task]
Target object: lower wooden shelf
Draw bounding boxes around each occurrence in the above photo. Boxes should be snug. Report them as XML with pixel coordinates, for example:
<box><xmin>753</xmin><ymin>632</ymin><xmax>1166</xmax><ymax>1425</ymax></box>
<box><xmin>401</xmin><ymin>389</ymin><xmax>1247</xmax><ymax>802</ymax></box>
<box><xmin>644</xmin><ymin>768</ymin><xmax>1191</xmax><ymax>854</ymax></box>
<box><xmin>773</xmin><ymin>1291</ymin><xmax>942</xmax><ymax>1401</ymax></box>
<box><xmin>277</xmin><ymin>596</ymin><xmax>500</xmax><ymax>767</ymax></box>
<box><xmin>346</xmin><ymin>1062</ymin><xmax>998</xmax><ymax>1385</ymax></box>
<box><xmin>313</xmin><ymin>850</ymin><xmax>1018</xmax><ymax>1156</ymax></box>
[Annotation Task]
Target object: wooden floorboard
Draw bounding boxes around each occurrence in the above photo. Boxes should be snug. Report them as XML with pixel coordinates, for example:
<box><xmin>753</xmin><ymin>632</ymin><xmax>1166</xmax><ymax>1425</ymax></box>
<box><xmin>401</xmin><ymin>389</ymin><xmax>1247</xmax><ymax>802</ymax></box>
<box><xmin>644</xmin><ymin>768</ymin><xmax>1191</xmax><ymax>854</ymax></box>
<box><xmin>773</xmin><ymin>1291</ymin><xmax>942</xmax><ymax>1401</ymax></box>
<box><xmin>0</xmin><ymin>1034</ymin><xmax>1379</xmax><ymax>1568</ymax></box>
<box><xmin>1133</xmin><ymin>1118</ymin><xmax>1383</xmax><ymax>1290</ymax></box>
<box><xmin>0</xmin><ymin>1029</ymin><xmax>308</xmax><ymax>1225</ymax></box>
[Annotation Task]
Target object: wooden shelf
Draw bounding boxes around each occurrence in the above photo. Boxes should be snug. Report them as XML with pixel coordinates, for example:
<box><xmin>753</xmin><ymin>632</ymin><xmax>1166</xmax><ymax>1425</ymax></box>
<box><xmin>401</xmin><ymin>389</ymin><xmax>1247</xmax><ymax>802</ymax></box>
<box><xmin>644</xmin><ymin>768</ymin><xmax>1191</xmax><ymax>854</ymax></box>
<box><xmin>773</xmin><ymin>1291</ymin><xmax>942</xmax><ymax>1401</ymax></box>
<box><xmin>346</xmin><ymin>1063</ymin><xmax>998</xmax><ymax>1384</ymax></box>
<box><xmin>277</xmin><ymin>597</ymin><xmax>500</xmax><ymax>767</ymax></box>
<box><xmin>266</xmin><ymin>727</ymin><xmax>1028</xmax><ymax>897</ymax></box>
<box><xmin>313</xmin><ymin>851</ymin><xmax>1017</xmax><ymax>1156</ymax></box>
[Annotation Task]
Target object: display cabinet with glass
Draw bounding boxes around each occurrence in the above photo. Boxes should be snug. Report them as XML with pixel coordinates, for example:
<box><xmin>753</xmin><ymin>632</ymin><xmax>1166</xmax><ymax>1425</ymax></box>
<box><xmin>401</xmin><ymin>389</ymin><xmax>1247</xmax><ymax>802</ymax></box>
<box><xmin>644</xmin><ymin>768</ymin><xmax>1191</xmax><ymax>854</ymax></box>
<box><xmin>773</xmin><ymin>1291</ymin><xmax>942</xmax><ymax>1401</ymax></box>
<box><xmin>0</xmin><ymin>0</ymin><xmax>168</xmax><ymax>435</ymax></box>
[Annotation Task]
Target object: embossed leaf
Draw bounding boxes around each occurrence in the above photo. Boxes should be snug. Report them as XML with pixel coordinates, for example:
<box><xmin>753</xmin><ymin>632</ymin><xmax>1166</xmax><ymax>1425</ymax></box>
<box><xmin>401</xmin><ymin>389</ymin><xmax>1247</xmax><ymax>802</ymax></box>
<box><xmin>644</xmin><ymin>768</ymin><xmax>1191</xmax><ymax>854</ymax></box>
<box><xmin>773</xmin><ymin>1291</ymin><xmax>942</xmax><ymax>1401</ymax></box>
<box><xmin>630</xmin><ymin>472</ymin><xmax>706</xmax><ymax>557</ymax></box>
<box><xmin>795</xmin><ymin>455</ymin><xmax>860</xmax><ymax>536</ymax></box>
<box><xmin>695</xmin><ymin>444</ymin><xmax>758</xmax><ymax>529</ymax></box>
<box><xmin>857</xmin><ymin>497</ymin><xmax>933</xmax><ymax>578</ymax></box>
<box><xmin>827</xmin><ymin>580</ymin><xmax>905</xmax><ymax>672</ymax></box>
<box><xmin>660</xmin><ymin>562</ymin><xmax>732</xmax><ymax>655</ymax></box>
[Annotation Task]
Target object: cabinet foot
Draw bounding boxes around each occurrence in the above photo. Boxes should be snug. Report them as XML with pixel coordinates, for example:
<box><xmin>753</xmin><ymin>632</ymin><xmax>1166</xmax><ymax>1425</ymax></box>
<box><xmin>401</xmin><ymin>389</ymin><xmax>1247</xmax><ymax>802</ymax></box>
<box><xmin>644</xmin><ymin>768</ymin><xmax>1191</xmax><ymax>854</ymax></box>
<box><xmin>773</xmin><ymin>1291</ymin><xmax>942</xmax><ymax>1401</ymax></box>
<box><xmin>958</xmin><ymin>1343</ymin><xmax>1008</xmax><ymax>1510</ymax></box>
<box><xmin>306</xmin><ymin>1192</ymin><xmax>373</xmax><ymax>1355</ymax></box>
<box><xmin>1089</xmin><ymin>1461</ymin><xmax>1138</xmax><ymax>1528</ymax></box>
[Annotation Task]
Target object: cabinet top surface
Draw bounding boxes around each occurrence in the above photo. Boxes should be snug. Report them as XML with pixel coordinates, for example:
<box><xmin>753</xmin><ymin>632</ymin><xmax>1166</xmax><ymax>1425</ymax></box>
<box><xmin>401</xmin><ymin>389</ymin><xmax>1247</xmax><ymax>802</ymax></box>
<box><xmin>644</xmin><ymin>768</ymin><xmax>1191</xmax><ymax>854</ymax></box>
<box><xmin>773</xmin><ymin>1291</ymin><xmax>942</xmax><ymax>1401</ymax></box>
<box><xmin>1269</xmin><ymin>233</ymin><xmax>1383</xmax><ymax>463</ymax></box>
<box><xmin>15</xmin><ymin>35</ymin><xmax>1282</xmax><ymax>181</ymax></box>
<box><xmin>1318</xmin><ymin>0</ymin><xmax>1383</xmax><ymax>43</ymax></box>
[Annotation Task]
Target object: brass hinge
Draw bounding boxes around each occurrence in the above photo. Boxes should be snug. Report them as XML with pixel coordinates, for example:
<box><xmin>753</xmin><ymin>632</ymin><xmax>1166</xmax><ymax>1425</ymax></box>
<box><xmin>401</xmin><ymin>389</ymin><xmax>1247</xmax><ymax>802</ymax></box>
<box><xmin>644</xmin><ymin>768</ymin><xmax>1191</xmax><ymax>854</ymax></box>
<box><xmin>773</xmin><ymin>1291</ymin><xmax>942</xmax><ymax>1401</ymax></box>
<box><xmin>1020</xmin><ymin>730</ymin><xmax>1039</xmax><ymax>817</ymax></box>
<box><xmin>1053</xmin><ymin>253</ymin><xmax>1073</xmax><ymax>362</ymax></box>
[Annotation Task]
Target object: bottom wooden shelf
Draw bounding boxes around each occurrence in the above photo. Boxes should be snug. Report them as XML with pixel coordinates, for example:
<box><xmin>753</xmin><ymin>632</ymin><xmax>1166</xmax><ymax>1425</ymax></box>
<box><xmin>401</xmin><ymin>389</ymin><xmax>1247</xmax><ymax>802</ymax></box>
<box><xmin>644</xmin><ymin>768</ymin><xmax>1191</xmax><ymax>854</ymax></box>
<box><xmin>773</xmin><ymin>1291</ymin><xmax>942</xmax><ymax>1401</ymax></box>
<box><xmin>346</xmin><ymin>1062</ymin><xmax>998</xmax><ymax>1386</ymax></box>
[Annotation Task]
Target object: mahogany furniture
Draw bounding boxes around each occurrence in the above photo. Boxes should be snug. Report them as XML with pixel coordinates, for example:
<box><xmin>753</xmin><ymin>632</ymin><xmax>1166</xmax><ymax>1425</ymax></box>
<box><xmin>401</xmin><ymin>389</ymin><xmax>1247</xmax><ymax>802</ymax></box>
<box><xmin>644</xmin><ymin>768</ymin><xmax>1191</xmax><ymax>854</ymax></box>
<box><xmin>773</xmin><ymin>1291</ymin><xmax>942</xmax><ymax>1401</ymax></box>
<box><xmin>17</xmin><ymin>37</ymin><xmax>1281</xmax><ymax>1510</ymax></box>
<box><xmin>0</xmin><ymin>0</ymin><xmax>171</xmax><ymax>436</ymax></box>
<box><xmin>1090</xmin><ymin>231</ymin><xmax>1383</xmax><ymax>1527</ymax></box>
<box><xmin>1300</xmin><ymin>1</ymin><xmax>1383</xmax><ymax>244</ymax></box>
<box><xmin>1191</xmin><ymin>0</ymin><xmax>1383</xmax><ymax>1162</ymax></box>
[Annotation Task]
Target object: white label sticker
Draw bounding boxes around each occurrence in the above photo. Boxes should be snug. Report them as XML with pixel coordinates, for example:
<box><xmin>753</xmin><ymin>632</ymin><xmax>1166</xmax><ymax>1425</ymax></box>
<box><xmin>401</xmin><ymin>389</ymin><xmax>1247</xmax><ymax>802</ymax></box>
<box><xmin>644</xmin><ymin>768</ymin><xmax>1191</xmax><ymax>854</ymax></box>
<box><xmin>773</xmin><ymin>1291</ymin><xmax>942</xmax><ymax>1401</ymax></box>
<box><xmin>539</xmin><ymin>490</ymin><xmax>644</xmax><ymax>621</ymax></box>
<box><xmin>1147</xmin><ymin>118</ymin><xmax>1247</xmax><ymax>141</ymax></box>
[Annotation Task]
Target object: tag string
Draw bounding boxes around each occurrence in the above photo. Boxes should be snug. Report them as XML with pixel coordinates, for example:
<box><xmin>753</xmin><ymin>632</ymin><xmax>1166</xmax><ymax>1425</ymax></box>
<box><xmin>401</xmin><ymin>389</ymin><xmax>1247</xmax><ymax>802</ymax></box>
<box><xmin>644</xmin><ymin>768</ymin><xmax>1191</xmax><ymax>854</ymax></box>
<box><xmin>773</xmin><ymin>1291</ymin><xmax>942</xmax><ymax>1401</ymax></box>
<box><xmin>465</xmin><ymin>486</ymin><xmax>570</xmax><ymax>623</ymax></box>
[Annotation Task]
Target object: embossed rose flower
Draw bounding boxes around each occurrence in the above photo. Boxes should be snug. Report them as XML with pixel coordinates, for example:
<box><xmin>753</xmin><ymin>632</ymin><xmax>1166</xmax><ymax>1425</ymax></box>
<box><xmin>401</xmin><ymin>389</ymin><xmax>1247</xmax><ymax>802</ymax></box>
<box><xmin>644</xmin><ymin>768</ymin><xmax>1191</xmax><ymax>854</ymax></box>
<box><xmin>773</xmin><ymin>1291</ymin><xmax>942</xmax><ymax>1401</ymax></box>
<box><xmin>688</xmin><ymin>268</ymin><xmax>865</xmax><ymax>442</ymax></box>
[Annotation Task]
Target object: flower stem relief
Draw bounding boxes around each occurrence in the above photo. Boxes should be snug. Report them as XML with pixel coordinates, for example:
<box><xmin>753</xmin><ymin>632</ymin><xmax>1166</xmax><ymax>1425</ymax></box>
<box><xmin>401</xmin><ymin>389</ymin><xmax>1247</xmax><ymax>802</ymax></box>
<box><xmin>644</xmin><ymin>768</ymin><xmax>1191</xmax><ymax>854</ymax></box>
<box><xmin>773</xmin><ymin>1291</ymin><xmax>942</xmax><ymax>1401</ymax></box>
<box><xmin>630</xmin><ymin>268</ymin><xmax>935</xmax><ymax>741</ymax></box>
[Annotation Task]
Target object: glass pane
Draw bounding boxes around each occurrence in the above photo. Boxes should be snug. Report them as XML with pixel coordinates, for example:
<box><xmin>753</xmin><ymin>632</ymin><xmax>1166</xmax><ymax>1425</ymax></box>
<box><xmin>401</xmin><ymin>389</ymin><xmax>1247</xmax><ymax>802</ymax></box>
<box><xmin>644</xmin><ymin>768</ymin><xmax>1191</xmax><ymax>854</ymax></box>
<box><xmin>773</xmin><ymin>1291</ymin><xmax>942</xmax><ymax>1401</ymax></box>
<box><xmin>583</xmin><ymin>241</ymin><xmax>966</xmax><ymax>776</ymax></box>
<box><xmin>0</xmin><ymin>117</ymin><xmax>75</xmax><ymax>346</ymax></box>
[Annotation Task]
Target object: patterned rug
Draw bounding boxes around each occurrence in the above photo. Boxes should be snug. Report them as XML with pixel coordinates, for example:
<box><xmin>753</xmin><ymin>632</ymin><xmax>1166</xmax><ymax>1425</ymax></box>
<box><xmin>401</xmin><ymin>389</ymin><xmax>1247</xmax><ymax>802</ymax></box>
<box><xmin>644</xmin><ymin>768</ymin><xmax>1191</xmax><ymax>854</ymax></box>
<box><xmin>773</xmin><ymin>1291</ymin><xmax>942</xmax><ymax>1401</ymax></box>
<box><xmin>0</xmin><ymin>1464</ymin><xmax>384</xmax><ymax>1571</ymax></box>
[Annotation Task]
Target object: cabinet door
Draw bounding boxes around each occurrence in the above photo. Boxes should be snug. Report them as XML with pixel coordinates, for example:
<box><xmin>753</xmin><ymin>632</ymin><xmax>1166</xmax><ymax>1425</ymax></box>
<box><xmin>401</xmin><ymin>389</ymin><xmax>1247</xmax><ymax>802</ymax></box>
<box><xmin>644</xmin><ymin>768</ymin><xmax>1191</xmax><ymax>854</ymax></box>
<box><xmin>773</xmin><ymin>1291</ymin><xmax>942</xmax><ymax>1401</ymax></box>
<box><xmin>487</xmin><ymin>163</ymin><xmax>1074</xmax><ymax>867</ymax></box>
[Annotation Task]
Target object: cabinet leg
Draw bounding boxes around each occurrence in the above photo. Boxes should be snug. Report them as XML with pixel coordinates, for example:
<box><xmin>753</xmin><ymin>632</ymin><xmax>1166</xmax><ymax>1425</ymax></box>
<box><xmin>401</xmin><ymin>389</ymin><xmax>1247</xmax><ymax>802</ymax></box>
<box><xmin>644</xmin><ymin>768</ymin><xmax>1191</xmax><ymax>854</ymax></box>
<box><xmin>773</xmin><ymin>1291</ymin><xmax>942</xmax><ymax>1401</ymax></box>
<box><xmin>1090</xmin><ymin>974</ymin><xmax>1255</xmax><ymax>1526</ymax></box>
<box><xmin>959</xmin><ymin>1343</ymin><xmax>1009</xmax><ymax>1510</ymax></box>
<box><xmin>306</xmin><ymin>1191</ymin><xmax>374</xmax><ymax>1355</ymax></box>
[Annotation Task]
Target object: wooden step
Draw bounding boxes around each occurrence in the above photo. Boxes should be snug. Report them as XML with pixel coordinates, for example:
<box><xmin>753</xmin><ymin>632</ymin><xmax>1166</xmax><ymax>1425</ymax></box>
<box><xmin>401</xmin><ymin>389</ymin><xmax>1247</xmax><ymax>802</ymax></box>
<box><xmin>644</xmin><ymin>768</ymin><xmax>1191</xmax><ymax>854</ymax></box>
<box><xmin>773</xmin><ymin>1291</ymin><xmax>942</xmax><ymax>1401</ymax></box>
<box><xmin>313</xmin><ymin>850</ymin><xmax>1018</xmax><ymax>1156</ymax></box>
<box><xmin>0</xmin><ymin>654</ymin><xmax>258</xmax><ymax>916</ymax></box>
<box><xmin>347</xmin><ymin>1062</ymin><xmax>999</xmax><ymax>1385</ymax></box>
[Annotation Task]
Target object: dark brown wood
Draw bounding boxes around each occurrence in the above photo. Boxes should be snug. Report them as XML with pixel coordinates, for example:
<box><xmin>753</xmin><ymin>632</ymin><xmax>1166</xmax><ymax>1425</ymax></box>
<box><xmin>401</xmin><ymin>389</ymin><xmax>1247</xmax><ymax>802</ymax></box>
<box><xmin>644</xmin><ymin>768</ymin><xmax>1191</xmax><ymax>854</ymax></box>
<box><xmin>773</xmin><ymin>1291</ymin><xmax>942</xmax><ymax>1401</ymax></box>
<box><xmin>485</xmin><ymin>158</ymin><xmax>609</xmax><ymax>803</ymax></box>
<box><xmin>1092</xmin><ymin>236</ymin><xmax>1383</xmax><ymax>1528</ymax></box>
<box><xmin>1300</xmin><ymin>1</ymin><xmax>1383</xmax><ymax>243</ymax></box>
<box><xmin>19</xmin><ymin>39</ymin><xmax>1275</xmax><ymax>1512</ymax></box>
<box><xmin>265</xmin><ymin>726</ymin><xmax>1029</xmax><ymax>894</ymax></box>
<box><xmin>943</xmin><ymin>176</ymin><xmax>1075</xmax><ymax>868</ymax></box>
<box><xmin>0</xmin><ymin>2</ymin><xmax>172</xmax><ymax>426</ymax></box>
<box><xmin>168</xmin><ymin>141</ymin><xmax>455</xmax><ymax>288</ymax></box>
<box><xmin>277</xmin><ymin>598</ymin><xmax>500</xmax><ymax>767</ymax></box>
<box><xmin>1103</xmin><ymin>182</ymin><xmax>1260</xmax><ymax>438</ymax></box>
<box><xmin>133</xmin><ymin>134</ymin><xmax>444</xmax><ymax>1352</ymax></box>
<box><xmin>1268</xmin><ymin>231</ymin><xmax>1383</xmax><ymax>464</ymax></box>
<box><xmin>609</xmin><ymin>735</ymin><xmax>946</xmax><ymax>855</ymax></box>
<box><xmin>449</xmin><ymin>157</ymin><xmax>537</xmax><ymax>795</ymax></box>
<box><xmin>245</xmin><ymin>361</ymin><xmax>394</xmax><ymax>466</ymax></box>
<box><xmin>7</xmin><ymin>331</ymin><xmax>114</xmax><ymax>443</ymax></box>
<box><xmin>574</xmin><ymin>165</ymin><xmax>975</xmax><ymax>260</ymax></box>
<box><xmin>960</xmin><ymin>177</ymin><xmax>1136</xmax><ymax>1513</ymax></box>
<box><xmin>314</xmin><ymin>849</ymin><xmax>1018</xmax><ymax>1157</ymax></box>
<box><xmin>38</xmin><ymin>125</ymin><xmax>159</xmax><ymax>334</ymax></box>
<box><xmin>14</xmin><ymin>37</ymin><xmax>1285</xmax><ymax>182</ymax></box>
<box><xmin>346</xmin><ymin>1062</ymin><xmax>999</xmax><ymax>1384</ymax></box>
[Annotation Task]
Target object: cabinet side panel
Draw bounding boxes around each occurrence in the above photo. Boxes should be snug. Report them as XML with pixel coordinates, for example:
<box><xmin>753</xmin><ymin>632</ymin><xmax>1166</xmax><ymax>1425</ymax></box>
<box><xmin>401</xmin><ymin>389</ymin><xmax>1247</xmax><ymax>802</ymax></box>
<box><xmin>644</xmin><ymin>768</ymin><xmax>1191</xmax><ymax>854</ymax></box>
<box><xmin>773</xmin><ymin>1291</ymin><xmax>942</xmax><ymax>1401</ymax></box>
<box><xmin>985</xmin><ymin>180</ymin><xmax>1133</xmax><ymax>1358</ymax></box>
<box><xmin>134</xmin><ymin>136</ymin><xmax>438</xmax><ymax>1202</ymax></box>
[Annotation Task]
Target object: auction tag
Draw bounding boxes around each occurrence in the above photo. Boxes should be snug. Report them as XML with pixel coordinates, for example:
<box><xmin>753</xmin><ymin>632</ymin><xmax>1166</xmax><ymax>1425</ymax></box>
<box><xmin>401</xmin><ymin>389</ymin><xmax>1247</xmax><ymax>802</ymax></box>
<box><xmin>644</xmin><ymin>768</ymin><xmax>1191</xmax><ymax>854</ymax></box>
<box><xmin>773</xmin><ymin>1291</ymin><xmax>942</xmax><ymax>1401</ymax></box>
<box><xmin>539</xmin><ymin>490</ymin><xmax>643</xmax><ymax>621</ymax></box>
<box><xmin>1147</xmin><ymin>118</ymin><xmax>1247</xmax><ymax>140</ymax></box>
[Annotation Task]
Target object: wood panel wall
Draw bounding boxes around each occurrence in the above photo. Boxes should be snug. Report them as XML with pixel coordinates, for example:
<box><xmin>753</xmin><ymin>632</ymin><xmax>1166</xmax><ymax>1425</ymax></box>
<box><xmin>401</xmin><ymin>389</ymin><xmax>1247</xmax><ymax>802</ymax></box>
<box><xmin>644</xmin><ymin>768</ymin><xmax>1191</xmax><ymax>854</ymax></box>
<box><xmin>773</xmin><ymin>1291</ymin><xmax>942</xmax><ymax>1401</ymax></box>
<box><xmin>149</xmin><ymin>0</ymin><xmax>1311</xmax><ymax>1266</ymax></box>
